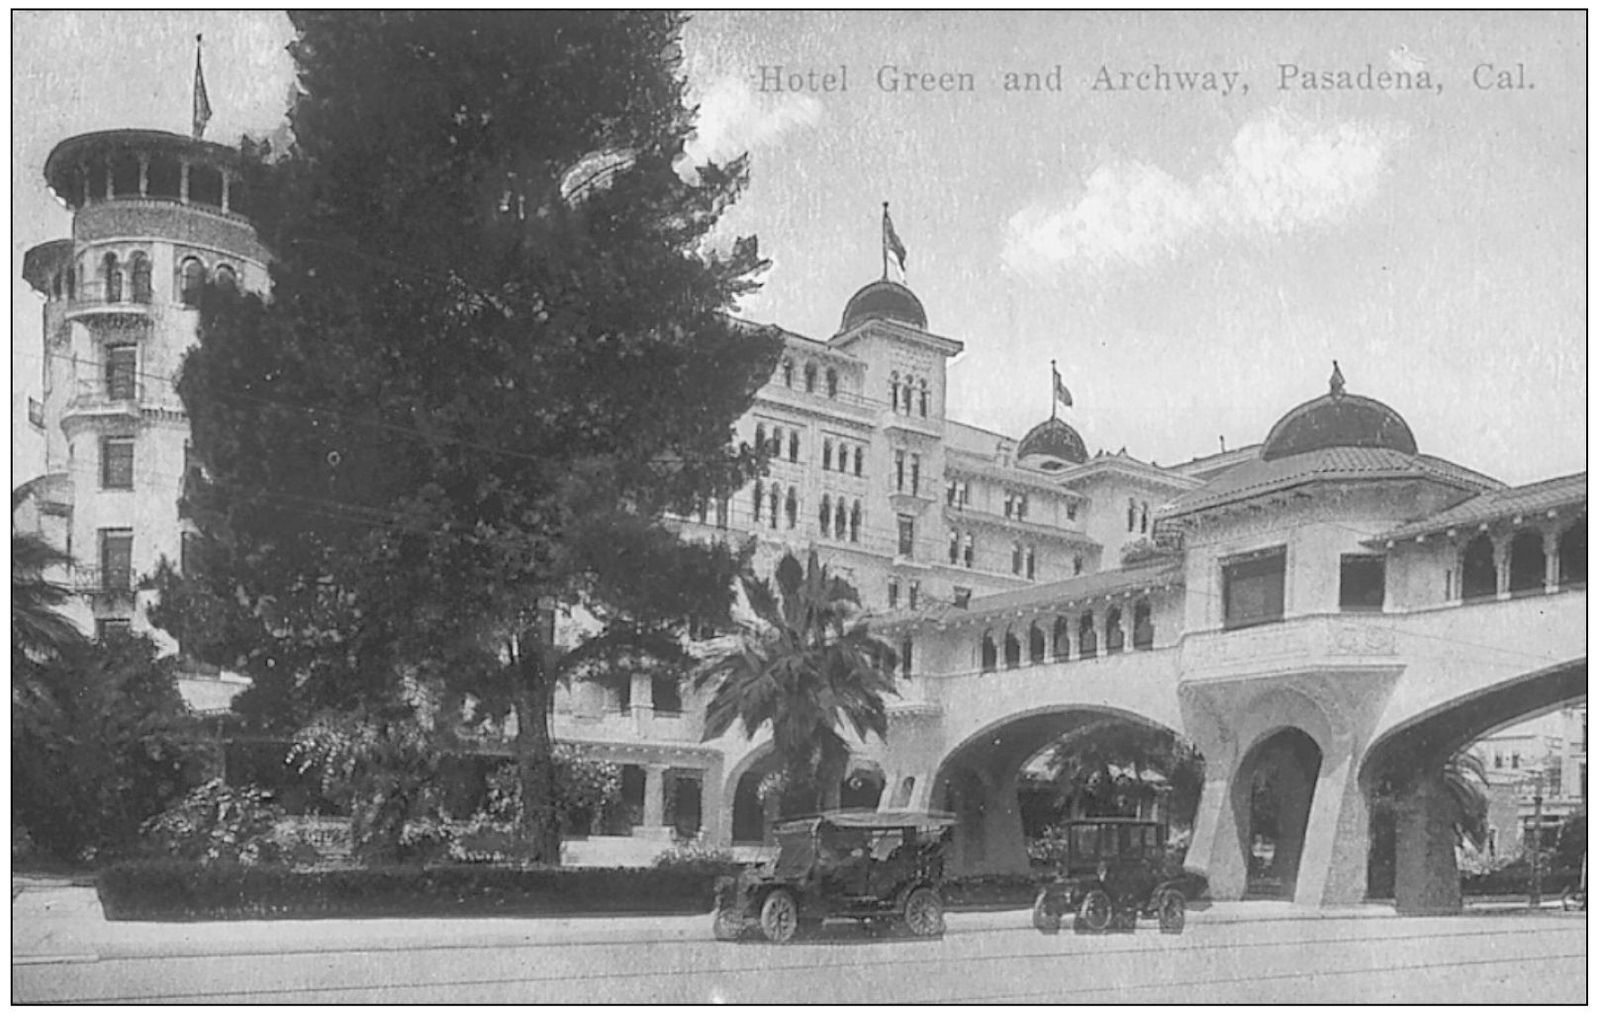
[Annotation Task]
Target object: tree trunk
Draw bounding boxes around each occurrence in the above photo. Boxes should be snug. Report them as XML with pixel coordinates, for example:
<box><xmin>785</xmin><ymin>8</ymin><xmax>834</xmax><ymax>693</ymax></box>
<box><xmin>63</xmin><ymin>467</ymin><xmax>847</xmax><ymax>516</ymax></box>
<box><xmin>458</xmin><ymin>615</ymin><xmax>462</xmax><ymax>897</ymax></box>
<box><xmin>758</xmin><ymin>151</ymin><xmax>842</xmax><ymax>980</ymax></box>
<box><xmin>512</xmin><ymin>614</ymin><xmax>562</xmax><ymax>864</ymax></box>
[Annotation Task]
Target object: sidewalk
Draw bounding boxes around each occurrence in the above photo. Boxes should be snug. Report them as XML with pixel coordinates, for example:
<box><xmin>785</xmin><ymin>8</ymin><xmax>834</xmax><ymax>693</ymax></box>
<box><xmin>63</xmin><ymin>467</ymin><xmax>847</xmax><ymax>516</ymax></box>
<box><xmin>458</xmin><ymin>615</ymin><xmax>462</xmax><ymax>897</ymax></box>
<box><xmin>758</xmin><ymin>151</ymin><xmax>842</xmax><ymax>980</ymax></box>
<box><xmin>12</xmin><ymin>879</ymin><xmax>1560</xmax><ymax>966</ymax></box>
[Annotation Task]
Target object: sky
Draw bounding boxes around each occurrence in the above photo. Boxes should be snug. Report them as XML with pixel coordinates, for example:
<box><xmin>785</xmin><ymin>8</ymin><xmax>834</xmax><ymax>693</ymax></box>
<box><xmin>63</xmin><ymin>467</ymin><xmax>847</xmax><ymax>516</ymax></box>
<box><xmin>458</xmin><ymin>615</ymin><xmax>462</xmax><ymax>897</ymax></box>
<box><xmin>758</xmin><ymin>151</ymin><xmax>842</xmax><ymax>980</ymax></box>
<box><xmin>11</xmin><ymin>11</ymin><xmax>1586</xmax><ymax>488</ymax></box>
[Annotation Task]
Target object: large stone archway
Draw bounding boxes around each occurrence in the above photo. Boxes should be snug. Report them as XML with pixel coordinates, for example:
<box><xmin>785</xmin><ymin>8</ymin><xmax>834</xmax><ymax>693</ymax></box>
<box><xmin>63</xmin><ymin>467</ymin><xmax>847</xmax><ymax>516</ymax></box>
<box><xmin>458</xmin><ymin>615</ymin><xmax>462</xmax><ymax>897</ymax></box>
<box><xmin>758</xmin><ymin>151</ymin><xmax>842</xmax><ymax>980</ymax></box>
<box><xmin>1231</xmin><ymin>727</ymin><xmax>1323</xmax><ymax>899</ymax></box>
<box><xmin>930</xmin><ymin>705</ymin><xmax>1189</xmax><ymax>876</ymax></box>
<box><xmin>1360</xmin><ymin>658</ymin><xmax>1586</xmax><ymax>915</ymax></box>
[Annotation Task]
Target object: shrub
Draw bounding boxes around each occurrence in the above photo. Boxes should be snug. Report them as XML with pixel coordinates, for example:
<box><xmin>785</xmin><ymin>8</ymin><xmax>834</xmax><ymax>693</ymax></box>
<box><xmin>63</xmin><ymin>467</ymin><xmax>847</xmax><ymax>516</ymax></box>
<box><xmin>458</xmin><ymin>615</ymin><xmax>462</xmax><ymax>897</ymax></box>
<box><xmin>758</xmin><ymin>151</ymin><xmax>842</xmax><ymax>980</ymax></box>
<box><xmin>141</xmin><ymin>779</ymin><xmax>287</xmax><ymax>866</ymax></box>
<box><xmin>97</xmin><ymin>860</ymin><xmax>721</xmax><ymax>921</ymax></box>
<box><xmin>652</xmin><ymin>840</ymin><xmax>742</xmax><ymax>877</ymax></box>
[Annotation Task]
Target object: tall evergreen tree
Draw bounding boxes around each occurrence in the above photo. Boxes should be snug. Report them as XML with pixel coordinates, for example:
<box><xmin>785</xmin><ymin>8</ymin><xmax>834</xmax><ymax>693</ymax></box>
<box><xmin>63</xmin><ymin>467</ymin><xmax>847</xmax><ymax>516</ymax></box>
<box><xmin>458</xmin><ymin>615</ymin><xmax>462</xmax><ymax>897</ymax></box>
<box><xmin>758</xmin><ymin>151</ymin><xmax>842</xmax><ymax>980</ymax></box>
<box><xmin>157</xmin><ymin>12</ymin><xmax>780</xmax><ymax>861</ymax></box>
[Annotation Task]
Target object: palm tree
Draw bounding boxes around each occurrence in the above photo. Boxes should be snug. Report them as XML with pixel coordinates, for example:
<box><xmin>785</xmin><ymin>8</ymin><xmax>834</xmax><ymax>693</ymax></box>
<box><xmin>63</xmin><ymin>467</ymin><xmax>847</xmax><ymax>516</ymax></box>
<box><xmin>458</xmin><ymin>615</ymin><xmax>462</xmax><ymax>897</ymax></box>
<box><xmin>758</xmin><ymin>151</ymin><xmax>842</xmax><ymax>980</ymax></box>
<box><xmin>1044</xmin><ymin>718</ymin><xmax>1205</xmax><ymax>825</ymax></box>
<box><xmin>11</xmin><ymin>491</ymin><xmax>87</xmax><ymax>683</ymax></box>
<box><xmin>698</xmin><ymin>551</ymin><xmax>900</xmax><ymax>814</ymax></box>
<box><xmin>1441</xmin><ymin>748</ymin><xmax>1491</xmax><ymax>850</ymax></box>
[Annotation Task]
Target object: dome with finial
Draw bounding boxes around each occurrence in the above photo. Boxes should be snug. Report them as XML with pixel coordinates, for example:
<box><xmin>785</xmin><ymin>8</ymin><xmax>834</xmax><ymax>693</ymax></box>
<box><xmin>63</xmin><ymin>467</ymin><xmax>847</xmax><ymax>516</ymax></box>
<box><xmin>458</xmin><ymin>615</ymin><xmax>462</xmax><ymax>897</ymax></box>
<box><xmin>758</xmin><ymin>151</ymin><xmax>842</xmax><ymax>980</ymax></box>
<box><xmin>838</xmin><ymin>279</ymin><xmax>928</xmax><ymax>333</ymax></box>
<box><xmin>1260</xmin><ymin>361</ymin><xmax>1417</xmax><ymax>461</ymax></box>
<box><xmin>1017</xmin><ymin>417</ymin><xmax>1089</xmax><ymax>470</ymax></box>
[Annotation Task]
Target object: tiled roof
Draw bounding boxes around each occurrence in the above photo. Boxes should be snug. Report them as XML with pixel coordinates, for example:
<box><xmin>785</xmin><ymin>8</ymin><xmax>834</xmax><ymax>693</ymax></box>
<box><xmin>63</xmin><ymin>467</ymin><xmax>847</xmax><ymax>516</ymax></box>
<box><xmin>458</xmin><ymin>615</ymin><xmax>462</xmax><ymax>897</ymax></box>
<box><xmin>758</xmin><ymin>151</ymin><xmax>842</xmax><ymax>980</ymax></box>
<box><xmin>1163</xmin><ymin>447</ymin><xmax>1502</xmax><ymax>518</ymax></box>
<box><xmin>879</xmin><ymin>558</ymin><xmax>1183</xmax><ymax>631</ymax></box>
<box><xmin>1374</xmin><ymin>471</ymin><xmax>1586</xmax><ymax>542</ymax></box>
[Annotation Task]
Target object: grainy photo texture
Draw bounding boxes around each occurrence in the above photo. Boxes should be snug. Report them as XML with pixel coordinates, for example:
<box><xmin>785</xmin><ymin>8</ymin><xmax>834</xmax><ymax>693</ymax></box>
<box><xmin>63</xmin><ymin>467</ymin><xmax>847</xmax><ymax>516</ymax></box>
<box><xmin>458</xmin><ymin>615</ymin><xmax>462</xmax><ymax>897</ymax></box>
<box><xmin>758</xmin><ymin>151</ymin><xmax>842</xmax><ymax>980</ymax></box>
<box><xmin>11</xmin><ymin>10</ymin><xmax>1584</xmax><ymax>1004</ymax></box>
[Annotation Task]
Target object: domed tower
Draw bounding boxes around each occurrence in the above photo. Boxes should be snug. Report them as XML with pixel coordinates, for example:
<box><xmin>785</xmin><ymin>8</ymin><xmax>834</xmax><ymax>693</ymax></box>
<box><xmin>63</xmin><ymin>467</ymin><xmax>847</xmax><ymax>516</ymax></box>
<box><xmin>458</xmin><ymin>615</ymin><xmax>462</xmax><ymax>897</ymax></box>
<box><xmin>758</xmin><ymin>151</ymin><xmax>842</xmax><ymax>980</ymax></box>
<box><xmin>838</xmin><ymin>279</ymin><xmax>928</xmax><ymax>333</ymax></box>
<box><xmin>1259</xmin><ymin>362</ymin><xmax>1418</xmax><ymax>461</ymax></box>
<box><xmin>22</xmin><ymin>129</ymin><xmax>269</xmax><ymax>643</ymax></box>
<box><xmin>1017</xmin><ymin>417</ymin><xmax>1089</xmax><ymax>472</ymax></box>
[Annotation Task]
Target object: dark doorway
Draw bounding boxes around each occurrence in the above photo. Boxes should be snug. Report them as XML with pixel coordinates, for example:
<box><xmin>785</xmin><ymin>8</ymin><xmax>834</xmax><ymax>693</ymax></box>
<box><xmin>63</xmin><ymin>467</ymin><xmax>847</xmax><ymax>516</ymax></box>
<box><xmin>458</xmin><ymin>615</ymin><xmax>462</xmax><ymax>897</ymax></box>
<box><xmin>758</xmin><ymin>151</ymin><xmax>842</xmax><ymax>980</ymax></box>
<box><xmin>1234</xmin><ymin>728</ymin><xmax>1323</xmax><ymax>899</ymax></box>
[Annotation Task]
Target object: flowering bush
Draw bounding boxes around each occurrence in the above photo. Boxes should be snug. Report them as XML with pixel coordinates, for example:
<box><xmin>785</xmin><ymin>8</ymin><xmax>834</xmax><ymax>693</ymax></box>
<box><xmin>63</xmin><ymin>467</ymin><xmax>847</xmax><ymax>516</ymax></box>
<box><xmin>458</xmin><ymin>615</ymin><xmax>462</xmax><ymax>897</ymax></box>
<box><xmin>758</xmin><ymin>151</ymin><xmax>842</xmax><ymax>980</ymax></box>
<box><xmin>141</xmin><ymin>779</ymin><xmax>287</xmax><ymax>866</ymax></box>
<box><xmin>652</xmin><ymin>840</ymin><xmax>741</xmax><ymax>877</ymax></box>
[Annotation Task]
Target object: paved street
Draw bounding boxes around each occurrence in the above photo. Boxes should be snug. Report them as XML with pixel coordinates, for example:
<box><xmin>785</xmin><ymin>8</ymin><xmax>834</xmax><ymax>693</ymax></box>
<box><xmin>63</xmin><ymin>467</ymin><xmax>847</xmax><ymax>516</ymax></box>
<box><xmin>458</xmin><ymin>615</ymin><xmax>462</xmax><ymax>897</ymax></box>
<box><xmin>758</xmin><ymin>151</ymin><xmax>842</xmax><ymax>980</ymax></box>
<box><xmin>12</xmin><ymin>883</ymin><xmax>1585</xmax><ymax>1004</ymax></box>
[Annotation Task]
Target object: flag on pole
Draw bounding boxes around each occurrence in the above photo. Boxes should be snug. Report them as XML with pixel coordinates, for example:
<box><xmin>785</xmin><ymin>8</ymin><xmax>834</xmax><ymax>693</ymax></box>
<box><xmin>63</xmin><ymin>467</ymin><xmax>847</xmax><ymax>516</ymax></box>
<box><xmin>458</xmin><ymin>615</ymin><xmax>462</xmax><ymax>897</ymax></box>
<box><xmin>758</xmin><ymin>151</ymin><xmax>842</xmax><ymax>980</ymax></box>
<box><xmin>193</xmin><ymin>34</ymin><xmax>213</xmax><ymax>140</ymax></box>
<box><xmin>882</xmin><ymin>202</ymin><xmax>907</xmax><ymax>278</ymax></box>
<box><xmin>1053</xmin><ymin>363</ymin><xmax>1073</xmax><ymax>408</ymax></box>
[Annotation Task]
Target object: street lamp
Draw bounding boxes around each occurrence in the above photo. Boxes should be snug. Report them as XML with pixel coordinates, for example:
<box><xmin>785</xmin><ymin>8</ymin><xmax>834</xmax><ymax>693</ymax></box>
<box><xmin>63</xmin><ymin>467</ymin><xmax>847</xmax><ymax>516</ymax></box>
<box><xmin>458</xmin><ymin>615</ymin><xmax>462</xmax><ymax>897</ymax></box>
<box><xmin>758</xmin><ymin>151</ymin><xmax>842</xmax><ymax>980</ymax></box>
<box><xmin>1526</xmin><ymin>769</ymin><xmax>1545</xmax><ymax>908</ymax></box>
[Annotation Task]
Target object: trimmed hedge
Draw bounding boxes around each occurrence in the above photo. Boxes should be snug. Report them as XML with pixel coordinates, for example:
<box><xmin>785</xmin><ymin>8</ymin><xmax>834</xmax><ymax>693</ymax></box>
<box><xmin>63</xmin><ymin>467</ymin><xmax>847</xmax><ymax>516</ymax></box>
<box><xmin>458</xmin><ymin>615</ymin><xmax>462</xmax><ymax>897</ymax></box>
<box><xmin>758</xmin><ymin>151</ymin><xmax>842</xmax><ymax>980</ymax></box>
<box><xmin>1462</xmin><ymin>865</ymin><xmax>1582</xmax><ymax>897</ymax></box>
<box><xmin>97</xmin><ymin>861</ymin><xmax>720</xmax><ymax>922</ymax></box>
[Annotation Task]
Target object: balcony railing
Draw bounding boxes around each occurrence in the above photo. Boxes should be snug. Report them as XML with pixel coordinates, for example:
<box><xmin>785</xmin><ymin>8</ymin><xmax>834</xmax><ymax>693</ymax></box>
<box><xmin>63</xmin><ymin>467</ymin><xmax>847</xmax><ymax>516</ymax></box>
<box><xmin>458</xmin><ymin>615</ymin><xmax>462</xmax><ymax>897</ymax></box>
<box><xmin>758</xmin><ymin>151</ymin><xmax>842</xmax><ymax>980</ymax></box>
<box><xmin>71</xmin><ymin>566</ymin><xmax>134</xmax><ymax>596</ymax></box>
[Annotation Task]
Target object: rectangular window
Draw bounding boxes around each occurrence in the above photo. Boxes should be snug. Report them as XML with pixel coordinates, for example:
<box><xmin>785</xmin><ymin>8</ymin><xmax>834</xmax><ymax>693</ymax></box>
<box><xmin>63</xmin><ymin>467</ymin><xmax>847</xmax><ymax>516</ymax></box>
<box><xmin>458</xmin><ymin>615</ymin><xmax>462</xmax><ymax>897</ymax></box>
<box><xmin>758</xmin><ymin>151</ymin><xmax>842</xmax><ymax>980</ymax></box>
<box><xmin>105</xmin><ymin>344</ymin><xmax>137</xmax><ymax>400</ymax></box>
<box><xmin>101</xmin><ymin>437</ymin><xmax>134</xmax><ymax>489</ymax></box>
<box><xmin>948</xmin><ymin>529</ymin><xmax>960</xmax><ymax>564</ymax></box>
<box><xmin>963</xmin><ymin>533</ymin><xmax>974</xmax><ymax>568</ymax></box>
<box><xmin>1011</xmin><ymin>542</ymin><xmax>1023</xmax><ymax>574</ymax></box>
<box><xmin>1018</xmin><ymin>494</ymin><xmax>1029</xmax><ymax>521</ymax></box>
<box><xmin>910</xmin><ymin>454</ymin><xmax>920</xmax><ymax>495</ymax></box>
<box><xmin>100</xmin><ymin>528</ymin><xmax>133</xmax><ymax>592</ymax></box>
<box><xmin>1003</xmin><ymin>493</ymin><xmax>1015</xmax><ymax>519</ymax></box>
<box><xmin>894</xmin><ymin>450</ymin><xmax>906</xmax><ymax>492</ymax></box>
<box><xmin>947</xmin><ymin>481</ymin><xmax>958</xmax><ymax>507</ymax></box>
<box><xmin>95</xmin><ymin>617</ymin><xmax>132</xmax><ymax>642</ymax></box>
<box><xmin>908</xmin><ymin>581</ymin><xmax>920</xmax><ymax>610</ymax></box>
<box><xmin>1340</xmin><ymin>555</ymin><xmax>1387</xmax><ymax>612</ymax></box>
<box><xmin>953</xmin><ymin>586</ymin><xmax>972</xmax><ymax>608</ymax></box>
<box><xmin>897</xmin><ymin>515</ymin><xmax>915</xmax><ymax>557</ymax></box>
<box><xmin>888</xmin><ymin>579</ymin><xmax>900</xmax><ymax>610</ymax></box>
<box><xmin>1222</xmin><ymin>547</ymin><xmax>1286</xmax><ymax>630</ymax></box>
<box><xmin>1026</xmin><ymin>547</ymin><xmax>1036</xmax><ymax>580</ymax></box>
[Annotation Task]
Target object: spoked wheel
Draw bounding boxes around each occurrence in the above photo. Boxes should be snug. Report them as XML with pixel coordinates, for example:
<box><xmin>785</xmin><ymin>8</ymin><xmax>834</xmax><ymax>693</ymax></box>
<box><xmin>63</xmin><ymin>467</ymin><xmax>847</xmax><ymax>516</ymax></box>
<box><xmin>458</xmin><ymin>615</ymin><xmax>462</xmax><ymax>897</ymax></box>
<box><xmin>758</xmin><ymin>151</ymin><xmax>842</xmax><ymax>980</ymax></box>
<box><xmin>759</xmin><ymin>890</ymin><xmax>799</xmax><ymax>944</ymax></box>
<box><xmin>1032</xmin><ymin>888</ymin><xmax>1062</xmax><ymax>934</ymax></box>
<box><xmin>902</xmin><ymin>886</ymin><xmax>946</xmax><ymax>938</ymax></box>
<box><xmin>1157</xmin><ymin>889</ymin><xmax>1186</xmax><ymax>934</ymax></box>
<box><xmin>713</xmin><ymin>908</ymin><xmax>745</xmax><ymax>941</ymax></box>
<box><xmin>1074</xmin><ymin>888</ymin><xmax>1113</xmax><ymax>934</ymax></box>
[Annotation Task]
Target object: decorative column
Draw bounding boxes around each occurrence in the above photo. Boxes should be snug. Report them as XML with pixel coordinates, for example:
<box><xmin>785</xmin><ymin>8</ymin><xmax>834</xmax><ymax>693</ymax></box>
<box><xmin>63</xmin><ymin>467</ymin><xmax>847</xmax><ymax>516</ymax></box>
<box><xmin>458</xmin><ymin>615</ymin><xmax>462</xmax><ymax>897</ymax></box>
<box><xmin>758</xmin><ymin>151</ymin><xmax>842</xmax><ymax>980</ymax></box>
<box><xmin>642</xmin><ymin>764</ymin><xmax>667</xmax><ymax>829</ymax></box>
<box><xmin>630</xmin><ymin>672</ymin><xmax>653</xmax><ymax>737</ymax></box>
<box><xmin>1493</xmin><ymin>532</ymin><xmax>1513</xmax><ymax>598</ymax></box>
<box><xmin>1543</xmin><ymin>530</ymin><xmax>1561</xmax><ymax>592</ymax></box>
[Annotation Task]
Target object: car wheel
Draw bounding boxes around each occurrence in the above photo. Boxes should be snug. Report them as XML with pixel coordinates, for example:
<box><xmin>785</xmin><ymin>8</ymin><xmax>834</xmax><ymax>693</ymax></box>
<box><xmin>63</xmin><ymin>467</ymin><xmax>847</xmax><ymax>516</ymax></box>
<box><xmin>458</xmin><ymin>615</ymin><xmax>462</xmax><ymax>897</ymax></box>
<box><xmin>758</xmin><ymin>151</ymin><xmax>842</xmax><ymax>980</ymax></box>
<box><xmin>902</xmin><ymin>886</ymin><xmax>945</xmax><ymax>938</ymax></box>
<box><xmin>713</xmin><ymin>908</ymin><xmax>744</xmax><ymax>941</ymax></box>
<box><xmin>1157</xmin><ymin>889</ymin><xmax>1186</xmax><ymax>934</ymax></box>
<box><xmin>1032</xmin><ymin>888</ymin><xmax>1062</xmax><ymax>935</ymax></box>
<box><xmin>759</xmin><ymin>890</ymin><xmax>799</xmax><ymax>944</ymax></box>
<box><xmin>1074</xmin><ymin>889</ymin><xmax>1113</xmax><ymax>934</ymax></box>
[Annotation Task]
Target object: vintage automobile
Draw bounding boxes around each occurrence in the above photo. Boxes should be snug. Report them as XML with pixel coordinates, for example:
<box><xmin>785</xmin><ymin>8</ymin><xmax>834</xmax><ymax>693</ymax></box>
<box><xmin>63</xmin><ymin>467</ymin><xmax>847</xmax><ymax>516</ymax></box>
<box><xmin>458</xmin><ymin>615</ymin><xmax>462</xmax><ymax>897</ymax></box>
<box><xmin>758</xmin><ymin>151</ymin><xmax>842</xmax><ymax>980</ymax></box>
<box><xmin>713</xmin><ymin>809</ymin><xmax>957</xmax><ymax>943</ymax></box>
<box><xmin>1030</xmin><ymin>817</ymin><xmax>1196</xmax><ymax>935</ymax></box>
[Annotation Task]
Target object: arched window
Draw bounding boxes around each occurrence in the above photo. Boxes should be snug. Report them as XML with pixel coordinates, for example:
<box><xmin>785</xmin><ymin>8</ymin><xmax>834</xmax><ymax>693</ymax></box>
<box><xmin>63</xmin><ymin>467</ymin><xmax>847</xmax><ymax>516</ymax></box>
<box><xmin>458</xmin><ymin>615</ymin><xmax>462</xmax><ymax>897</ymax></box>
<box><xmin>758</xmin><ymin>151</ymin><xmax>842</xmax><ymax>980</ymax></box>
<box><xmin>102</xmin><ymin>252</ymin><xmax>122</xmax><ymax>303</ymax></box>
<box><xmin>770</xmin><ymin>427</ymin><xmax>783</xmax><ymax>457</ymax></box>
<box><xmin>1078</xmin><ymin>611</ymin><xmax>1097</xmax><ymax>659</ymax></box>
<box><xmin>826</xmin><ymin>368</ymin><xmax>838</xmax><ymax>398</ymax></box>
<box><xmin>1141</xmin><ymin>502</ymin><xmax>1150</xmax><ymax>534</ymax></box>
<box><xmin>755</xmin><ymin>423</ymin><xmax>767</xmax><ymax>454</ymax></box>
<box><xmin>949</xmin><ymin>529</ymin><xmax>960</xmax><ymax>564</ymax></box>
<box><xmin>919</xmin><ymin>379</ymin><xmax>929</xmax><ymax>418</ymax></box>
<box><xmin>981</xmin><ymin>632</ymin><xmax>997</xmax><ymax>674</ymax></box>
<box><xmin>900</xmin><ymin>637</ymin><xmax>913</xmax><ymax>680</ymax></box>
<box><xmin>901</xmin><ymin>383</ymin><xmax>913</xmax><ymax>414</ymax></box>
<box><xmin>850</xmin><ymin>501</ymin><xmax>861</xmax><ymax>543</ymax></box>
<box><xmin>785</xmin><ymin>487</ymin><xmax>798</xmax><ymax>529</ymax></box>
<box><xmin>853</xmin><ymin>447</ymin><xmax>863</xmax><ymax>476</ymax></box>
<box><xmin>781</xmin><ymin>358</ymin><xmax>794</xmax><ymax>388</ymax></box>
<box><xmin>1026</xmin><ymin>546</ymin><xmax>1036</xmax><ymax>580</ymax></box>
<box><xmin>1105</xmin><ymin>607</ymin><xmax>1125</xmax><ymax>653</ymax></box>
<box><xmin>822</xmin><ymin>438</ymin><xmax>833</xmax><ymax>471</ymax></box>
<box><xmin>834</xmin><ymin>501</ymin><xmax>847</xmax><ymax>539</ymax></box>
<box><xmin>1133</xmin><ymin>599</ymin><xmax>1154</xmax><ymax>650</ymax></box>
<box><xmin>1011</xmin><ymin>542</ymin><xmax>1023</xmax><ymax>575</ymax></box>
<box><xmin>788</xmin><ymin>430</ymin><xmax>799</xmax><ymax>462</ymax></box>
<box><xmin>129</xmin><ymin>252</ymin><xmax>152</xmax><ymax>303</ymax></box>
<box><xmin>1004</xmin><ymin>629</ymin><xmax>1021</xmax><ymax>669</ymax></box>
<box><xmin>1559</xmin><ymin>515</ymin><xmax>1586</xmax><ymax>587</ymax></box>
<box><xmin>753</xmin><ymin>483</ymin><xmax>764</xmax><ymax>525</ymax></box>
<box><xmin>819</xmin><ymin>495</ymin><xmax>831</xmax><ymax>534</ymax></box>
<box><xmin>963</xmin><ymin>533</ymin><xmax>974</xmax><ymax>569</ymax></box>
<box><xmin>213</xmin><ymin>263</ymin><xmax>237</xmax><ymax>290</ymax></box>
<box><xmin>1052</xmin><ymin>616</ymin><xmax>1071</xmax><ymax>660</ymax></box>
<box><xmin>837</xmin><ymin>443</ymin><xmax>848</xmax><ymax>472</ymax></box>
<box><xmin>180</xmin><ymin>257</ymin><xmax>206</xmax><ymax>306</ymax></box>
<box><xmin>804</xmin><ymin>362</ymin><xmax>817</xmax><ymax>393</ymax></box>
<box><xmin>1508</xmin><ymin>530</ymin><xmax>1546</xmax><ymax>595</ymax></box>
<box><xmin>1461</xmin><ymin>534</ymin><xmax>1497</xmax><ymax>601</ymax></box>
<box><xmin>1028</xmin><ymin>623</ymin><xmax>1046</xmax><ymax>664</ymax></box>
<box><xmin>1127</xmin><ymin>498</ymin><xmax>1137</xmax><ymax>532</ymax></box>
<box><xmin>890</xmin><ymin>371</ymin><xmax>900</xmax><ymax>409</ymax></box>
<box><xmin>769</xmin><ymin>483</ymin><xmax>781</xmax><ymax>529</ymax></box>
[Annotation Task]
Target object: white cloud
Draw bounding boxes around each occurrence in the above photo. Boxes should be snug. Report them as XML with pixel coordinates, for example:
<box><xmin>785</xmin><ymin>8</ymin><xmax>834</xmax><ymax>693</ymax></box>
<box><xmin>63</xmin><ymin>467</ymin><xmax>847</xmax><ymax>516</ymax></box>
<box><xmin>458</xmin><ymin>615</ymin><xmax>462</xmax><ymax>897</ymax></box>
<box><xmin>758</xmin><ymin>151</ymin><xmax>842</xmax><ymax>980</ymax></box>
<box><xmin>678</xmin><ymin>75</ymin><xmax>822</xmax><ymax>180</ymax></box>
<box><xmin>1003</xmin><ymin>111</ymin><xmax>1402</xmax><ymax>277</ymax></box>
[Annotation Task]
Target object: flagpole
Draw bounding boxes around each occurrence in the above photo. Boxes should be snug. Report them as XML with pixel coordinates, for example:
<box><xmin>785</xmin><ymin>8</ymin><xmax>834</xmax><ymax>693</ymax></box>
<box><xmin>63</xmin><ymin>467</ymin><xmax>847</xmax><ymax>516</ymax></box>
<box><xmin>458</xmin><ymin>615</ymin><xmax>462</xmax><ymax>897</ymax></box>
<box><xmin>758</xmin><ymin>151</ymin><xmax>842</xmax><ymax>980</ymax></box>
<box><xmin>881</xmin><ymin>202</ymin><xmax>889</xmax><ymax>281</ymax></box>
<box><xmin>1050</xmin><ymin>360</ymin><xmax>1057</xmax><ymax>421</ymax></box>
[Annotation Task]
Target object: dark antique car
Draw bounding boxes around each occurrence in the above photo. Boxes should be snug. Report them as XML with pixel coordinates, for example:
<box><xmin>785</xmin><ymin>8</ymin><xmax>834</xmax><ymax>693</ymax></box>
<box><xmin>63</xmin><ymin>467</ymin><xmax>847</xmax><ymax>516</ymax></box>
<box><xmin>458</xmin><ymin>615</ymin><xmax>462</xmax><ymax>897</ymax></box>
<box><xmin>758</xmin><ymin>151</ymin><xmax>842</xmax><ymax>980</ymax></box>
<box><xmin>713</xmin><ymin>809</ymin><xmax>957</xmax><ymax>943</ymax></box>
<box><xmin>1031</xmin><ymin>818</ymin><xmax>1197</xmax><ymax>935</ymax></box>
